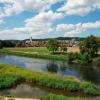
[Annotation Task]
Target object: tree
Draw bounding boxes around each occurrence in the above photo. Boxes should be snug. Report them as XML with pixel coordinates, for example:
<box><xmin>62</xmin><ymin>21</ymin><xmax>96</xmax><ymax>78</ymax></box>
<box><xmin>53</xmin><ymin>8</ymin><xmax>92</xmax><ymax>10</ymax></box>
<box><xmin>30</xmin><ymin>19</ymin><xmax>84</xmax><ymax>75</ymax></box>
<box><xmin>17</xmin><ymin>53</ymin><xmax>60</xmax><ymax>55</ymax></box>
<box><xmin>67</xmin><ymin>52</ymin><xmax>75</xmax><ymax>63</ymax></box>
<box><xmin>60</xmin><ymin>43</ymin><xmax>67</xmax><ymax>54</ymax></box>
<box><xmin>79</xmin><ymin>53</ymin><xmax>92</xmax><ymax>64</ymax></box>
<box><xmin>47</xmin><ymin>39</ymin><xmax>59</xmax><ymax>54</ymax></box>
<box><xmin>80</xmin><ymin>35</ymin><xmax>98</xmax><ymax>57</ymax></box>
<box><xmin>0</xmin><ymin>41</ymin><xmax>3</xmax><ymax>49</ymax></box>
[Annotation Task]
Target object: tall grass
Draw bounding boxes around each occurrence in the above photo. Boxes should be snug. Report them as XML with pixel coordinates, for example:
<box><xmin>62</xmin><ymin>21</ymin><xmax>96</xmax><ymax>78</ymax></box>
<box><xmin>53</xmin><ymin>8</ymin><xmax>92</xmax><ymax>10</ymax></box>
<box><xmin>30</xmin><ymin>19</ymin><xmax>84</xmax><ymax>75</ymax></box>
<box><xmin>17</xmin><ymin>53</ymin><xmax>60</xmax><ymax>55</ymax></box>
<box><xmin>41</xmin><ymin>94</ymin><xmax>84</xmax><ymax>100</ymax></box>
<box><xmin>0</xmin><ymin>64</ymin><xmax>100</xmax><ymax>95</ymax></box>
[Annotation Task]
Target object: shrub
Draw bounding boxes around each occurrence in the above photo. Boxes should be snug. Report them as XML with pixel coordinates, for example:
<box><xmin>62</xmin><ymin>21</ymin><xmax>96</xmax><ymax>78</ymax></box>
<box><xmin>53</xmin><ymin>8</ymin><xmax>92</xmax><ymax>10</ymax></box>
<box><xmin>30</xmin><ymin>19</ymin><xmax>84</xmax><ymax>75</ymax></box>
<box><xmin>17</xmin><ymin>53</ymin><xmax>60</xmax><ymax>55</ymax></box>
<box><xmin>67</xmin><ymin>53</ymin><xmax>75</xmax><ymax>63</ymax></box>
<box><xmin>67</xmin><ymin>52</ymin><xmax>79</xmax><ymax>63</ymax></box>
<box><xmin>79</xmin><ymin>53</ymin><xmax>92</xmax><ymax>64</ymax></box>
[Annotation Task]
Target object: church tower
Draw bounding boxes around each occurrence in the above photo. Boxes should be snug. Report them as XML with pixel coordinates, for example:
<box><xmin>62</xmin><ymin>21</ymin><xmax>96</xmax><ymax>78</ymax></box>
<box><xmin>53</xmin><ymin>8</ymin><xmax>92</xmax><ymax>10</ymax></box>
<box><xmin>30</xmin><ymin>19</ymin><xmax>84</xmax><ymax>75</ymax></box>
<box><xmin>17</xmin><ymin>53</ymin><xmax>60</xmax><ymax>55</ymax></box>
<box><xmin>30</xmin><ymin>37</ymin><xmax>33</xmax><ymax>43</ymax></box>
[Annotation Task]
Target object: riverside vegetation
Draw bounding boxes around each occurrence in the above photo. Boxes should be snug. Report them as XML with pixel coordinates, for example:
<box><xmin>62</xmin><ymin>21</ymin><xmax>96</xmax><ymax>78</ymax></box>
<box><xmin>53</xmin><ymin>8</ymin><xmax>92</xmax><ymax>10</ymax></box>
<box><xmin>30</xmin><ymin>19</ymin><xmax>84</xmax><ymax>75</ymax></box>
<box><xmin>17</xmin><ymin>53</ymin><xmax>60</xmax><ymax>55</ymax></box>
<box><xmin>0</xmin><ymin>94</ymin><xmax>84</xmax><ymax>100</ymax></box>
<box><xmin>41</xmin><ymin>94</ymin><xmax>84</xmax><ymax>100</ymax></box>
<box><xmin>0</xmin><ymin>64</ymin><xmax>100</xmax><ymax>96</ymax></box>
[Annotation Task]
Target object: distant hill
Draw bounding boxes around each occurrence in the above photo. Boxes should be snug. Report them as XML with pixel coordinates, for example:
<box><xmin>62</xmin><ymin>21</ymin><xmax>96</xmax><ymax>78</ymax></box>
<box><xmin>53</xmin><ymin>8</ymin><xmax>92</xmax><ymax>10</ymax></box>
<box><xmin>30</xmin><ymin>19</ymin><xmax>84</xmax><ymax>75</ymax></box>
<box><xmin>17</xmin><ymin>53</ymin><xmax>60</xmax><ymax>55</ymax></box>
<box><xmin>24</xmin><ymin>37</ymin><xmax>85</xmax><ymax>41</ymax></box>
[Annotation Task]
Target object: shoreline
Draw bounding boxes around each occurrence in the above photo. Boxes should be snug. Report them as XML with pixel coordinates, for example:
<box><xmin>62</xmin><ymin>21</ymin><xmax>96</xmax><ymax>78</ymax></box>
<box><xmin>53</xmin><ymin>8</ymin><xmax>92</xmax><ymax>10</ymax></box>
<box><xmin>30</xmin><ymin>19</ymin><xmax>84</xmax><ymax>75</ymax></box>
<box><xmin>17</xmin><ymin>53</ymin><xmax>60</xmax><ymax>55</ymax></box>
<box><xmin>0</xmin><ymin>49</ymin><xmax>68</xmax><ymax>61</ymax></box>
<box><xmin>5</xmin><ymin>97</ymin><xmax>39</xmax><ymax>100</ymax></box>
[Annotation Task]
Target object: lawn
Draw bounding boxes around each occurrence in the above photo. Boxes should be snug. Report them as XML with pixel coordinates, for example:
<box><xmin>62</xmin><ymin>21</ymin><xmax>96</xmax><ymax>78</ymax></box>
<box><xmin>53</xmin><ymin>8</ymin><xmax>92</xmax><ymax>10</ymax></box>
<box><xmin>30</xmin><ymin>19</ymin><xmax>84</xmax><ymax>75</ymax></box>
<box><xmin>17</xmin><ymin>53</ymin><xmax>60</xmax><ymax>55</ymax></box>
<box><xmin>7</xmin><ymin>47</ymin><xmax>50</xmax><ymax>55</ymax></box>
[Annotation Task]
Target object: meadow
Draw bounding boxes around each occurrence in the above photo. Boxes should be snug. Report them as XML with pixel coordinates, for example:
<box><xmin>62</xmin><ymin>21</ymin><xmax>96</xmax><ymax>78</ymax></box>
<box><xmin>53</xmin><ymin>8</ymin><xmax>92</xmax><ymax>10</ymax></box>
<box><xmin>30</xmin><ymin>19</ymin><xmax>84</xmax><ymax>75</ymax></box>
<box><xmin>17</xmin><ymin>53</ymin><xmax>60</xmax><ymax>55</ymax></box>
<box><xmin>0</xmin><ymin>47</ymin><xmax>68</xmax><ymax>60</ymax></box>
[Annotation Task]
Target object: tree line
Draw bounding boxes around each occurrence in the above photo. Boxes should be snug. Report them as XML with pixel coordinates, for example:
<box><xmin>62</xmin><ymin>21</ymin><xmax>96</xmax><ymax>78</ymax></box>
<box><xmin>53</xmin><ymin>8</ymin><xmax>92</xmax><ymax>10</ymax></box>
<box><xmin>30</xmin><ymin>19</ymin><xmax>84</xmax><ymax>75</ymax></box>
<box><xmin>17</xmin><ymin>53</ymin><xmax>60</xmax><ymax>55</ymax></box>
<box><xmin>47</xmin><ymin>35</ymin><xmax>99</xmax><ymax>64</ymax></box>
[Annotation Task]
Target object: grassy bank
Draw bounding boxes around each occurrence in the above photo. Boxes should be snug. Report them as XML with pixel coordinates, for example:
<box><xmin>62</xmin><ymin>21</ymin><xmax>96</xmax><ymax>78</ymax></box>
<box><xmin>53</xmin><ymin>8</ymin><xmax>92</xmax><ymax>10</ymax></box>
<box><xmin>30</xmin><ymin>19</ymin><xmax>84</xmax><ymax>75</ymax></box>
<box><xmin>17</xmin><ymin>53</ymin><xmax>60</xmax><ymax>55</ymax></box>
<box><xmin>0</xmin><ymin>94</ymin><xmax>84</xmax><ymax>100</ymax></box>
<box><xmin>0</xmin><ymin>48</ymin><xmax>68</xmax><ymax>61</ymax></box>
<box><xmin>41</xmin><ymin>94</ymin><xmax>84</xmax><ymax>100</ymax></box>
<box><xmin>0</xmin><ymin>64</ymin><xmax>100</xmax><ymax>95</ymax></box>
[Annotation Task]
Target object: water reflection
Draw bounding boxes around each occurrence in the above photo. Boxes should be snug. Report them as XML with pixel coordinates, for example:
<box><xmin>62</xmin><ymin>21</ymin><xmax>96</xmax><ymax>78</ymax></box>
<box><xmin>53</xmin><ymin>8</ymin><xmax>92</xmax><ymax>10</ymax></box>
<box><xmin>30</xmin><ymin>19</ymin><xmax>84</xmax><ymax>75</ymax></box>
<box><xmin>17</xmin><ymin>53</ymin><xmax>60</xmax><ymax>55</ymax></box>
<box><xmin>47</xmin><ymin>61</ymin><xmax>58</xmax><ymax>73</ymax></box>
<box><xmin>76</xmin><ymin>65</ymin><xmax>100</xmax><ymax>84</ymax></box>
<box><xmin>0</xmin><ymin>54</ymin><xmax>100</xmax><ymax>85</ymax></box>
<box><xmin>0</xmin><ymin>84</ymin><xmax>47</xmax><ymax>99</ymax></box>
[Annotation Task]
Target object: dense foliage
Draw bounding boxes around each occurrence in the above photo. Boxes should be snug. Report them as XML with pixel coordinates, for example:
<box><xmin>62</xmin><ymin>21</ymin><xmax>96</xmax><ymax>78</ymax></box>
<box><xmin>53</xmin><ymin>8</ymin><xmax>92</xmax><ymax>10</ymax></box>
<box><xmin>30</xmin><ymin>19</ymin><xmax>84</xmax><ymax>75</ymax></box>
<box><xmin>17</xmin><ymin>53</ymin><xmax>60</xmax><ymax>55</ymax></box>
<box><xmin>67</xmin><ymin>53</ymin><xmax>77</xmax><ymax>63</ymax></box>
<box><xmin>79</xmin><ymin>53</ymin><xmax>92</xmax><ymax>64</ymax></box>
<box><xmin>47</xmin><ymin>39</ymin><xmax>59</xmax><ymax>54</ymax></box>
<box><xmin>0</xmin><ymin>41</ymin><xmax>3</xmax><ymax>49</ymax></box>
<box><xmin>80</xmin><ymin>35</ymin><xmax>98</xmax><ymax>57</ymax></box>
<box><xmin>0</xmin><ymin>64</ymin><xmax>100</xmax><ymax>95</ymax></box>
<box><xmin>0</xmin><ymin>75</ymin><xmax>23</xmax><ymax>89</ymax></box>
<box><xmin>47</xmin><ymin>39</ymin><xmax>67</xmax><ymax>54</ymax></box>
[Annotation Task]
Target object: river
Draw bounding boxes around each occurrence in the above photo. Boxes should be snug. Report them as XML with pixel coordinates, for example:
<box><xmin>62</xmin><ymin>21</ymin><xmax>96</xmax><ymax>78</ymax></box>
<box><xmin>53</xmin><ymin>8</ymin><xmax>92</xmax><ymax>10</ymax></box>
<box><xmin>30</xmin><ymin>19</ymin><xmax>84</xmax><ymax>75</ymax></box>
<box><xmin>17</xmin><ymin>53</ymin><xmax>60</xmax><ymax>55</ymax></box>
<box><xmin>0</xmin><ymin>54</ymin><xmax>100</xmax><ymax>99</ymax></box>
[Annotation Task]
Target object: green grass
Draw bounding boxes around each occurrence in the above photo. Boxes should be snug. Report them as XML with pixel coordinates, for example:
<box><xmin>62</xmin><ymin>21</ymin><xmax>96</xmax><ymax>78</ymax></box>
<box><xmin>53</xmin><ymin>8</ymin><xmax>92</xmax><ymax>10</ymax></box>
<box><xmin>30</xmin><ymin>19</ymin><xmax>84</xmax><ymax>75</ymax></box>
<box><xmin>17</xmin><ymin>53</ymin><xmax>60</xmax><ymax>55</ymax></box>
<box><xmin>0</xmin><ymin>47</ymin><xmax>68</xmax><ymax>61</ymax></box>
<box><xmin>0</xmin><ymin>75</ymin><xmax>23</xmax><ymax>89</ymax></box>
<box><xmin>41</xmin><ymin>94</ymin><xmax>85</xmax><ymax>100</ymax></box>
<box><xmin>0</xmin><ymin>64</ymin><xmax>100</xmax><ymax>95</ymax></box>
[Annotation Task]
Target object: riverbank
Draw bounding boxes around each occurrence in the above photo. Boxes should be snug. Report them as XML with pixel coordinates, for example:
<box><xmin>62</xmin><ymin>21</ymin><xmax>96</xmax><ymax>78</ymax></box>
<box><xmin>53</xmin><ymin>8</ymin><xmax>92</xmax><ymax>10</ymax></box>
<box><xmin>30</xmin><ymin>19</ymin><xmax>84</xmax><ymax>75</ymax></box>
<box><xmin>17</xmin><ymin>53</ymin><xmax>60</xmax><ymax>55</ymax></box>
<box><xmin>0</xmin><ymin>47</ymin><xmax>68</xmax><ymax>61</ymax></box>
<box><xmin>0</xmin><ymin>94</ymin><xmax>84</xmax><ymax>100</ymax></box>
<box><xmin>0</xmin><ymin>64</ymin><xmax>100</xmax><ymax>96</ymax></box>
<box><xmin>5</xmin><ymin>97</ymin><xmax>39</xmax><ymax>100</ymax></box>
<box><xmin>0</xmin><ymin>47</ymin><xmax>100</xmax><ymax>63</ymax></box>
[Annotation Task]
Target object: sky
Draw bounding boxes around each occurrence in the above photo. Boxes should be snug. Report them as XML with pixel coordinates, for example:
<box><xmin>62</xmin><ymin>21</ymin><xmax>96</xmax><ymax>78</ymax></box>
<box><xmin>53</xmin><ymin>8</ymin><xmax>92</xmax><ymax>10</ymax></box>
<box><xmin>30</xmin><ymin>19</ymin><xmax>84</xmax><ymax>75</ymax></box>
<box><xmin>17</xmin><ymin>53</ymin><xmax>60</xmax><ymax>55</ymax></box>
<box><xmin>0</xmin><ymin>0</ymin><xmax>100</xmax><ymax>40</ymax></box>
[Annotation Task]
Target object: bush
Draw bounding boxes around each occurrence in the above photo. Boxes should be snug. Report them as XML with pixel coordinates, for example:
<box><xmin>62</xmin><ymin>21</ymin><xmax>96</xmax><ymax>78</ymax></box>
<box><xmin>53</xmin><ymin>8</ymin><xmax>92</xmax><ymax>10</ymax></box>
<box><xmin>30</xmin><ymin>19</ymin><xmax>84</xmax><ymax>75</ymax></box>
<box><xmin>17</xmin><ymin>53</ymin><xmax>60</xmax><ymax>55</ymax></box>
<box><xmin>67</xmin><ymin>52</ymin><xmax>79</xmax><ymax>63</ymax></box>
<box><xmin>67</xmin><ymin>53</ymin><xmax>75</xmax><ymax>63</ymax></box>
<box><xmin>79</xmin><ymin>53</ymin><xmax>92</xmax><ymax>64</ymax></box>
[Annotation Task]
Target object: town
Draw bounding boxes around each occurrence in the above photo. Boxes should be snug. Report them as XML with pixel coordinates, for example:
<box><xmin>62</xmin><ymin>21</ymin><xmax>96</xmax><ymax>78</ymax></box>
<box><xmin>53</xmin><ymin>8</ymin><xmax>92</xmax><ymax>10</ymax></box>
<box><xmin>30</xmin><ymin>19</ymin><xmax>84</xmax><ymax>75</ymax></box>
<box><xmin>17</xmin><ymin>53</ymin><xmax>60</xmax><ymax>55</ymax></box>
<box><xmin>25</xmin><ymin>37</ymin><xmax>80</xmax><ymax>47</ymax></box>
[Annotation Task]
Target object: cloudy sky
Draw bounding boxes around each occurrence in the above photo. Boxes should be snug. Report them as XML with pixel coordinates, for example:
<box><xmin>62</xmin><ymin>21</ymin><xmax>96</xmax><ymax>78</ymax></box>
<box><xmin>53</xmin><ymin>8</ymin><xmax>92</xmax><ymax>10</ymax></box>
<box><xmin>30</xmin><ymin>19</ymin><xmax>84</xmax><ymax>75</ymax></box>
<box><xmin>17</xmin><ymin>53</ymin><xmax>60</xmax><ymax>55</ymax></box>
<box><xmin>0</xmin><ymin>0</ymin><xmax>100</xmax><ymax>40</ymax></box>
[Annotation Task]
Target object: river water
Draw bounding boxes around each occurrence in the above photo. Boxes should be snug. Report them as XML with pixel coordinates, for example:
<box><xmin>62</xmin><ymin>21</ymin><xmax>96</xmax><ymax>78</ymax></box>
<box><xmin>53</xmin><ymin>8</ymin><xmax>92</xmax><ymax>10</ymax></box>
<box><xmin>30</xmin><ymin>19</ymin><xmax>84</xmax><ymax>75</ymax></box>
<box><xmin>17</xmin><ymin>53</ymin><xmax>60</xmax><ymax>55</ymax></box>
<box><xmin>0</xmin><ymin>54</ymin><xmax>100</xmax><ymax>99</ymax></box>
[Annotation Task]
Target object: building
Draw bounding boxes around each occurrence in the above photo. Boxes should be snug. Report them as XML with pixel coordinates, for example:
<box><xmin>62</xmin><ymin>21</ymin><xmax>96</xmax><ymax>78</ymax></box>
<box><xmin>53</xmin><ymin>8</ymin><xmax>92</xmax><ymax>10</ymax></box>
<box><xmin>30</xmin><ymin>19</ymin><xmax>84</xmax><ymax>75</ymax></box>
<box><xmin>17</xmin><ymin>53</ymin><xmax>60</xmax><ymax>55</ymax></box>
<box><xmin>25</xmin><ymin>37</ymin><xmax>80</xmax><ymax>47</ymax></box>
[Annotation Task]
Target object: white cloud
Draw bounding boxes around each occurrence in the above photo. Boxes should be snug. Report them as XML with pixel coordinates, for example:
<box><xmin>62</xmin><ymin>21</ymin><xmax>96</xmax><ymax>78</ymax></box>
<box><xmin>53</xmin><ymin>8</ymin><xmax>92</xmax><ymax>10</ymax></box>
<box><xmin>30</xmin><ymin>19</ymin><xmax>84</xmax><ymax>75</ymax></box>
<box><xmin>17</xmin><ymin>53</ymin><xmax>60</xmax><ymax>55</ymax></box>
<box><xmin>56</xmin><ymin>21</ymin><xmax>100</xmax><ymax>37</ymax></box>
<box><xmin>0</xmin><ymin>18</ymin><xmax>3</xmax><ymax>24</ymax></box>
<box><xmin>58</xmin><ymin>0</ymin><xmax>100</xmax><ymax>16</ymax></box>
<box><xmin>0</xmin><ymin>10</ymin><xmax>63</xmax><ymax>39</ymax></box>
<box><xmin>0</xmin><ymin>0</ymin><xmax>63</xmax><ymax>21</ymax></box>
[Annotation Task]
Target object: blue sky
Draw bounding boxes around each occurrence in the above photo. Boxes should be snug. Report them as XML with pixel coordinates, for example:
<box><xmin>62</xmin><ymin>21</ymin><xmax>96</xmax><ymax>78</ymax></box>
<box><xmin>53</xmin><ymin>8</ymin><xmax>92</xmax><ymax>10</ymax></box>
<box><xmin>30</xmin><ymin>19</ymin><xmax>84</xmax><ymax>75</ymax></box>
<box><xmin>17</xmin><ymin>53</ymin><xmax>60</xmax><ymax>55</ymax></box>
<box><xmin>0</xmin><ymin>0</ymin><xmax>100</xmax><ymax>40</ymax></box>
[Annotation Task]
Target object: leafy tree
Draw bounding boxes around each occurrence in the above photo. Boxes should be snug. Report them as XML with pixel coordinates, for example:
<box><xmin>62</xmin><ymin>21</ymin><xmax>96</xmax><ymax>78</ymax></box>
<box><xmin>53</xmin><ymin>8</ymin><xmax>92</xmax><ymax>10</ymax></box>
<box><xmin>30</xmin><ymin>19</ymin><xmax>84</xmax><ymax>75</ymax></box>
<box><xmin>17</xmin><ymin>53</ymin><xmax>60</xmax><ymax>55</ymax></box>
<box><xmin>67</xmin><ymin>52</ymin><xmax>75</xmax><ymax>63</ymax></box>
<box><xmin>79</xmin><ymin>53</ymin><xmax>92</xmax><ymax>64</ymax></box>
<box><xmin>80</xmin><ymin>35</ymin><xmax>98</xmax><ymax>57</ymax></box>
<box><xmin>16</xmin><ymin>41</ymin><xmax>25</xmax><ymax>47</ymax></box>
<box><xmin>60</xmin><ymin>43</ymin><xmax>67</xmax><ymax>53</ymax></box>
<box><xmin>47</xmin><ymin>39</ymin><xmax>59</xmax><ymax>54</ymax></box>
<box><xmin>0</xmin><ymin>41</ymin><xmax>3</xmax><ymax>49</ymax></box>
<box><xmin>2</xmin><ymin>40</ymin><xmax>15</xmax><ymax>47</ymax></box>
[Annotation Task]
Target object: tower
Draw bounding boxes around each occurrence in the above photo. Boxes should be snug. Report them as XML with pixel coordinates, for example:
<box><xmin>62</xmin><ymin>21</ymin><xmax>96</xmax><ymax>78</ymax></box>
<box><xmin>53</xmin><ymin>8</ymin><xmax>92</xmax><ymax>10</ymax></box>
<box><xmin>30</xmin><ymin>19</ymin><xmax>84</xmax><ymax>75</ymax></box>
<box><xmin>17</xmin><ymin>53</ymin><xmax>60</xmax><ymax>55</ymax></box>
<box><xmin>30</xmin><ymin>37</ymin><xmax>33</xmax><ymax>43</ymax></box>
